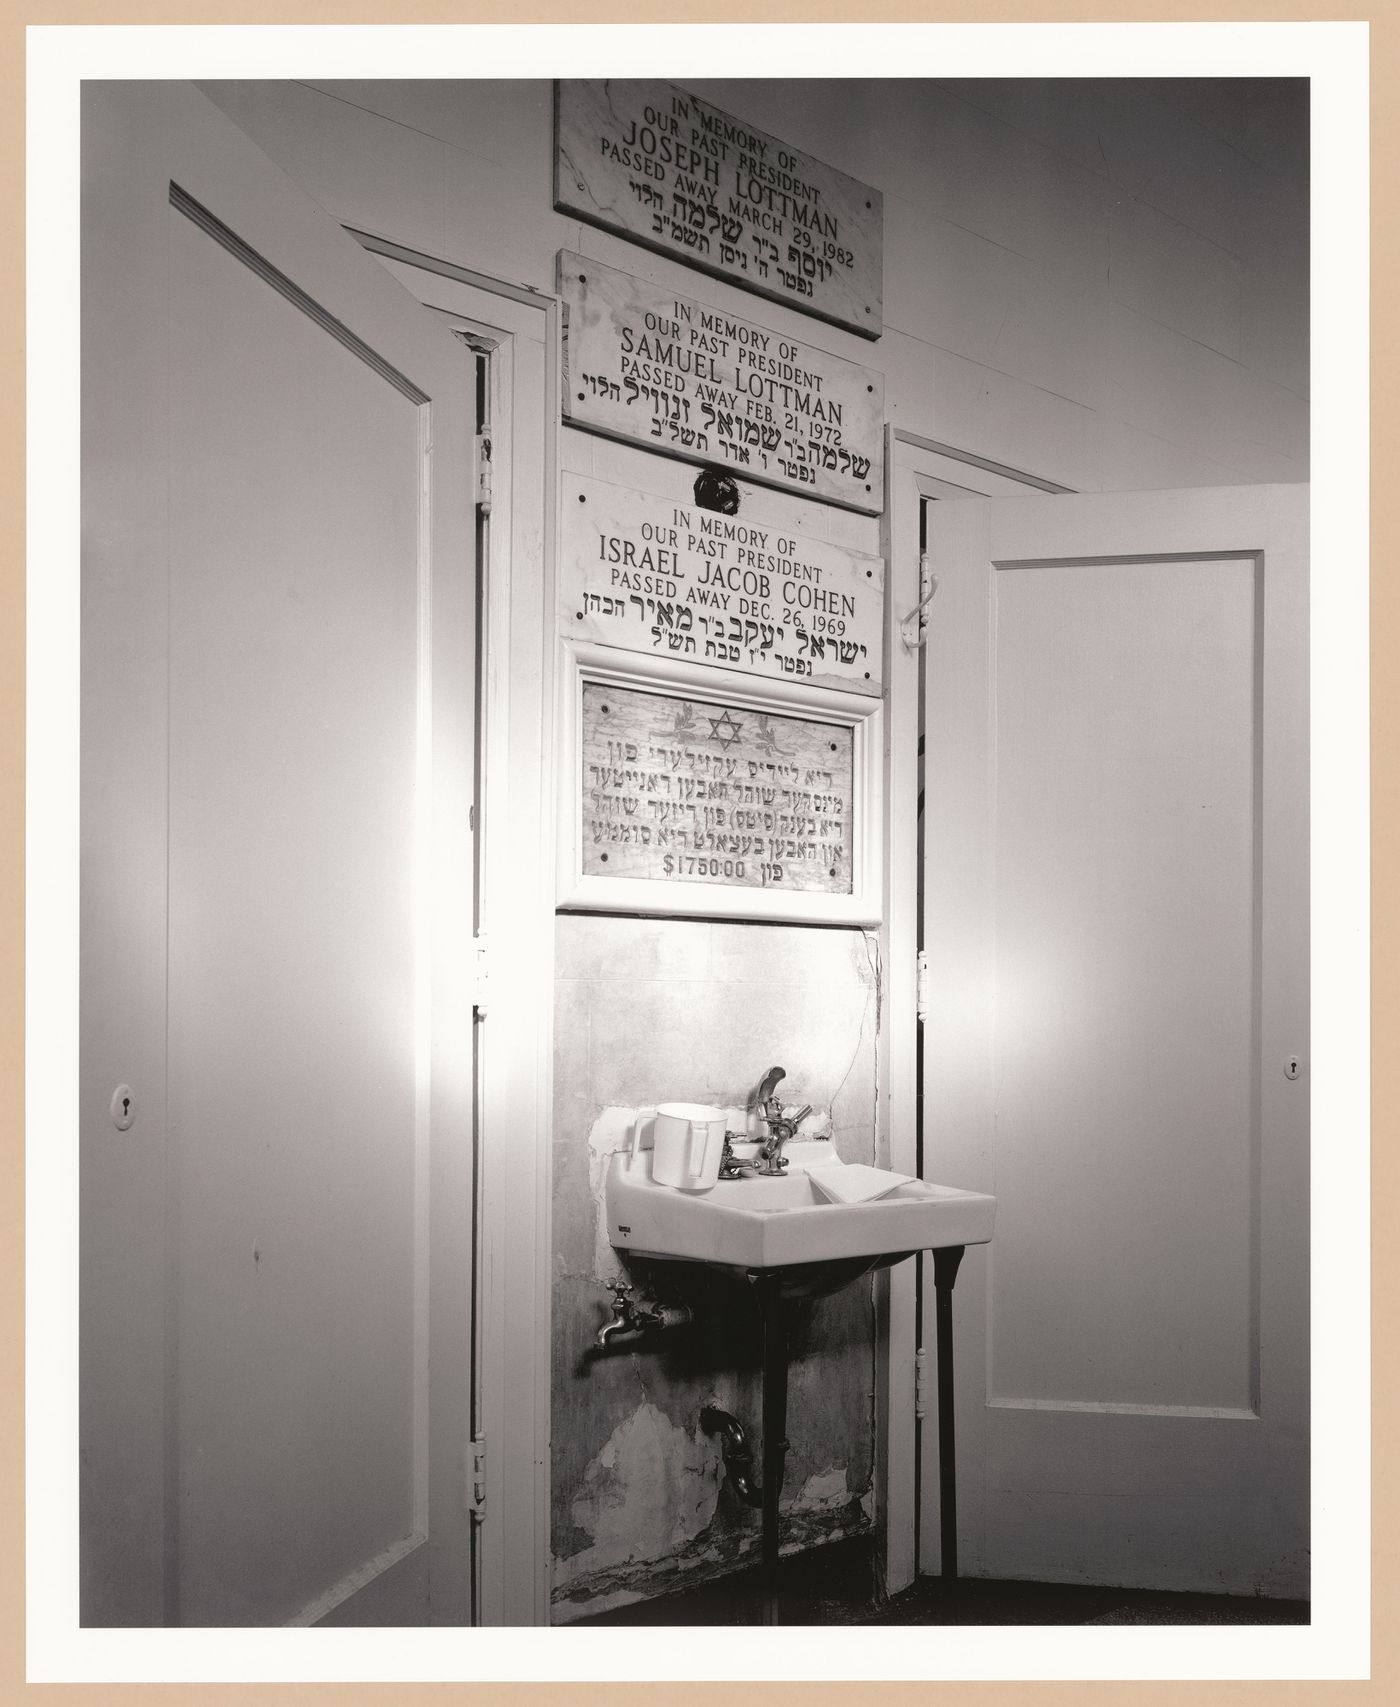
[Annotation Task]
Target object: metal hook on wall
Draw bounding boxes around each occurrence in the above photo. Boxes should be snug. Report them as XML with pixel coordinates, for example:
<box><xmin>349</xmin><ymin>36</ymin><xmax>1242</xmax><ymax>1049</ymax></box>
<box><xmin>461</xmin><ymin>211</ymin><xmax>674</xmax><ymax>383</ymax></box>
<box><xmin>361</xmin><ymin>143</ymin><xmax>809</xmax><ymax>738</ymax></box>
<box><xmin>898</xmin><ymin>552</ymin><xmax>938</xmax><ymax>650</ymax></box>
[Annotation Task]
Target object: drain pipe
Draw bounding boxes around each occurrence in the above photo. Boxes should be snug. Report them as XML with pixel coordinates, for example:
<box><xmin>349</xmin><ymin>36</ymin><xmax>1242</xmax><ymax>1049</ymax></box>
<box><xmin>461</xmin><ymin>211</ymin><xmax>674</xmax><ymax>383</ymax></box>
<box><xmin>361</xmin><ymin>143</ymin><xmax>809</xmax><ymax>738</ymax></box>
<box><xmin>699</xmin><ymin>1406</ymin><xmax>764</xmax><ymax>1508</ymax></box>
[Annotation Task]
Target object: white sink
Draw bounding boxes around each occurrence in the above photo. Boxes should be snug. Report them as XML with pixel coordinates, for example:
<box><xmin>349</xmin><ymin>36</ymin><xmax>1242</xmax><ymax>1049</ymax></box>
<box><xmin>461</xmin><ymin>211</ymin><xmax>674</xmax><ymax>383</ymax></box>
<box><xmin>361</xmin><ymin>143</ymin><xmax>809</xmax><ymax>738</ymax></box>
<box><xmin>605</xmin><ymin>1141</ymin><xmax>995</xmax><ymax>1276</ymax></box>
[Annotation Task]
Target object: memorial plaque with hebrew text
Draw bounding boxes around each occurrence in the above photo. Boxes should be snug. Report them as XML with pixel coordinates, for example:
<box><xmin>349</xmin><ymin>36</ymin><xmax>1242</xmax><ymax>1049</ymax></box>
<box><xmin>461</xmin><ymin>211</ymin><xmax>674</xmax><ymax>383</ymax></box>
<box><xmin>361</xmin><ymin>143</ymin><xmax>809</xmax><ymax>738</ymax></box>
<box><xmin>581</xmin><ymin>681</ymin><xmax>854</xmax><ymax>894</ymax></box>
<box><xmin>560</xmin><ymin>252</ymin><xmax>883</xmax><ymax>514</ymax></box>
<box><xmin>561</xmin><ymin>472</ymin><xmax>884</xmax><ymax>696</ymax></box>
<box><xmin>555</xmin><ymin>79</ymin><xmax>883</xmax><ymax>338</ymax></box>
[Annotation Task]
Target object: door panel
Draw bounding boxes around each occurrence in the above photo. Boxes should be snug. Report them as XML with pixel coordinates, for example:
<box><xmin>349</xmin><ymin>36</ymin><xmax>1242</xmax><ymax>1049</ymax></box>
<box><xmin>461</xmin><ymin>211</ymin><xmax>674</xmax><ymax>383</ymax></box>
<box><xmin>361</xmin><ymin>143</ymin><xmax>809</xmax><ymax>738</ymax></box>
<box><xmin>920</xmin><ymin>486</ymin><xmax>1307</xmax><ymax>1596</ymax></box>
<box><xmin>990</xmin><ymin>554</ymin><xmax>1258</xmax><ymax>1413</ymax></box>
<box><xmin>81</xmin><ymin>83</ymin><xmax>476</xmax><ymax>1625</ymax></box>
<box><xmin>166</xmin><ymin>199</ymin><xmax>424</xmax><ymax>1626</ymax></box>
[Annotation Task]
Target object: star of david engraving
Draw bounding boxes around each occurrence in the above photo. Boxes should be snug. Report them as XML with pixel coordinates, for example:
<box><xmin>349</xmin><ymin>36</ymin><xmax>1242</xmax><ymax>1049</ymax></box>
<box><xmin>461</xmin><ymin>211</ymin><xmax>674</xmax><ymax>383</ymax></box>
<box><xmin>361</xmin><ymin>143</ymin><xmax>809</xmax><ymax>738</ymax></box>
<box><xmin>707</xmin><ymin>708</ymin><xmax>744</xmax><ymax>750</ymax></box>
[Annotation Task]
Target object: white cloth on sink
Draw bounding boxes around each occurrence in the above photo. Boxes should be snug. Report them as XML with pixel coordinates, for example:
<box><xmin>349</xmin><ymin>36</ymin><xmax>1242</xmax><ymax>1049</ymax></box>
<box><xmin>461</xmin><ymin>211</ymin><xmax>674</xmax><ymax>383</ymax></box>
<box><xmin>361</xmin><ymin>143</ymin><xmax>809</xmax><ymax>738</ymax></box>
<box><xmin>806</xmin><ymin>1163</ymin><xmax>915</xmax><ymax>1205</ymax></box>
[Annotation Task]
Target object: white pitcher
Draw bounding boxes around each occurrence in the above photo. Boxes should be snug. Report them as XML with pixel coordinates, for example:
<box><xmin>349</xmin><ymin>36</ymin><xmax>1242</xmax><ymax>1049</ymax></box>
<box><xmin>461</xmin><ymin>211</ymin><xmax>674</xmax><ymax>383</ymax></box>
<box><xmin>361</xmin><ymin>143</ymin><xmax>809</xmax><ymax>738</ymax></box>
<box><xmin>652</xmin><ymin>1102</ymin><xmax>727</xmax><ymax>1191</ymax></box>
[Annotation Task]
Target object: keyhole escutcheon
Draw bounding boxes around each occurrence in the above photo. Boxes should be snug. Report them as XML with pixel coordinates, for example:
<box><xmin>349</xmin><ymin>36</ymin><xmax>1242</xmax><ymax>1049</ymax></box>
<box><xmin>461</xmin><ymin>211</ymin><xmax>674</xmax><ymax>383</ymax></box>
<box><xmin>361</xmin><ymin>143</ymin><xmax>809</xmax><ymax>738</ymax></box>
<box><xmin>110</xmin><ymin>1084</ymin><xmax>135</xmax><ymax>1131</ymax></box>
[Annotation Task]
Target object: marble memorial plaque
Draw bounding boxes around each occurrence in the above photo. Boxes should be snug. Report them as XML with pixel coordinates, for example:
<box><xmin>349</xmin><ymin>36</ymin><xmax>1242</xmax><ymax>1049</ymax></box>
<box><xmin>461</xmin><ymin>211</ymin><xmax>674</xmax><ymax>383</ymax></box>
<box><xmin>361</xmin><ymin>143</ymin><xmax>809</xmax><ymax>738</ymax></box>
<box><xmin>560</xmin><ymin>252</ymin><xmax>884</xmax><ymax>515</ymax></box>
<box><xmin>580</xmin><ymin>681</ymin><xmax>854</xmax><ymax>895</ymax></box>
<box><xmin>555</xmin><ymin>79</ymin><xmax>883</xmax><ymax>338</ymax></box>
<box><xmin>561</xmin><ymin>472</ymin><xmax>883</xmax><ymax>695</ymax></box>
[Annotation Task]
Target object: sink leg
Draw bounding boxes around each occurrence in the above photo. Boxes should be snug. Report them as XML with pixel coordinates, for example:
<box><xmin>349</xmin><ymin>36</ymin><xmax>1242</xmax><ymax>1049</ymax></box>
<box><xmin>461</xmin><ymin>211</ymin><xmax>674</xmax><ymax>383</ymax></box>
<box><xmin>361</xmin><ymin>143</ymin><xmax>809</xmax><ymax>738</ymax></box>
<box><xmin>757</xmin><ymin>1271</ymin><xmax>789</xmax><ymax>1625</ymax></box>
<box><xmin>931</xmin><ymin>1244</ymin><xmax>966</xmax><ymax>1581</ymax></box>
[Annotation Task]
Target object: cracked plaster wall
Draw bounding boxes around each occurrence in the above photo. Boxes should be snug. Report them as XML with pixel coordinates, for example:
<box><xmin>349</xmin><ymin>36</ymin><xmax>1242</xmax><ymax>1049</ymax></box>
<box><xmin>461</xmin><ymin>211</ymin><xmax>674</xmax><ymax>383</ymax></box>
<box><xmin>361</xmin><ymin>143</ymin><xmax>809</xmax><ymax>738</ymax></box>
<box><xmin>551</xmin><ymin>914</ymin><xmax>879</xmax><ymax>1620</ymax></box>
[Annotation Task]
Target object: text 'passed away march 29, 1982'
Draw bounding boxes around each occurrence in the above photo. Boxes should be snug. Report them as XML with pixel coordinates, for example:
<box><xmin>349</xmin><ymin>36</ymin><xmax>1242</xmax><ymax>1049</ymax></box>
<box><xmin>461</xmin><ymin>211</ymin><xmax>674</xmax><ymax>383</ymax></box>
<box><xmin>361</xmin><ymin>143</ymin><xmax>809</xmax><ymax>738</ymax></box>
<box><xmin>555</xmin><ymin>79</ymin><xmax>883</xmax><ymax>338</ymax></box>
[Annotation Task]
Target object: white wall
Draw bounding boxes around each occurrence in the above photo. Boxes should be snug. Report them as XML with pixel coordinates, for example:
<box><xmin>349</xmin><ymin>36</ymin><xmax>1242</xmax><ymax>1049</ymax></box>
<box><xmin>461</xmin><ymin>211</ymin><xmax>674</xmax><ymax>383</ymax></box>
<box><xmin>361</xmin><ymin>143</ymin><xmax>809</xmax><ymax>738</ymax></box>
<box><xmin>202</xmin><ymin>76</ymin><xmax>1307</xmax><ymax>493</ymax></box>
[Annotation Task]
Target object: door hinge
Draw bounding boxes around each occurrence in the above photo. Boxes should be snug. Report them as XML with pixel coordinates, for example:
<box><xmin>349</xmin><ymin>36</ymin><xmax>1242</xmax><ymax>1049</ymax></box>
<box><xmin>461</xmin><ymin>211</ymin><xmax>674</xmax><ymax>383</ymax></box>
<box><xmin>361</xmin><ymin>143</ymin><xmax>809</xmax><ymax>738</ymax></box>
<box><xmin>915</xmin><ymin>1346</ymin><xmax>929</xmax><ymax>1420</ymax></box>
<box><xmin>474</xmin><ymin>433</ymin><xmax>493</xmax><ymax>514</ymax></box>
<box><xmin>916</xmin><ymin>949</ymin><xmax>931</xmax><ymax>1023</ymax></box>
<box><xmin>469</xmin><ymin>1435</ymin><xmax>487</xmax><ymax>1523</ymax></box>
<box><xmin>472</xmin><ymin>934</ymin><xmax>489</xmax><ymax>1016</ymax></box>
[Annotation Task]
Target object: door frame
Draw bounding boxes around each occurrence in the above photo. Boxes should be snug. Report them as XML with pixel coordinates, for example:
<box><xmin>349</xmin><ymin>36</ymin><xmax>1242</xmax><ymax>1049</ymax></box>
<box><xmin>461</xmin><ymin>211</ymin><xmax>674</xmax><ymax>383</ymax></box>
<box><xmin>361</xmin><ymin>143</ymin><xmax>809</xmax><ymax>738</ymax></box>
<box><xmin>878</xmin><ymin>430</ymin><xmax>1070</xmax><ymax>1594</ymax></box>
<box><xmin>350</xmin><ymin>237</ymin><xmax>558</xmax><ymax>1627</ymax></box>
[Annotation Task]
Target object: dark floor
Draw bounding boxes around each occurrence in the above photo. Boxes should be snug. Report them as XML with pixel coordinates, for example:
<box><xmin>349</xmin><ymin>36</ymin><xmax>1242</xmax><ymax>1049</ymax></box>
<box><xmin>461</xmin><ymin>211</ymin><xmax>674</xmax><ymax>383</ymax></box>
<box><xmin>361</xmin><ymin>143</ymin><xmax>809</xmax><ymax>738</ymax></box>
<box><xmin>573</xmin><ymin>1536</ymin><xmax>1310</xmax><ymax>1627</ymax></box>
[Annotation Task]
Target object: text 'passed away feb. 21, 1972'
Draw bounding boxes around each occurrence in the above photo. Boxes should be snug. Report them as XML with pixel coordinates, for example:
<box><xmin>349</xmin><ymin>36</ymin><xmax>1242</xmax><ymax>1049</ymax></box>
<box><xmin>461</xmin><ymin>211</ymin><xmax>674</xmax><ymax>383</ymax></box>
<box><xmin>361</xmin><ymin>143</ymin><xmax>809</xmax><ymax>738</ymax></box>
<box><xmin>561</xmin><ymin>252</ymin><xmax>884</xmax><ymax>514</ymax></box>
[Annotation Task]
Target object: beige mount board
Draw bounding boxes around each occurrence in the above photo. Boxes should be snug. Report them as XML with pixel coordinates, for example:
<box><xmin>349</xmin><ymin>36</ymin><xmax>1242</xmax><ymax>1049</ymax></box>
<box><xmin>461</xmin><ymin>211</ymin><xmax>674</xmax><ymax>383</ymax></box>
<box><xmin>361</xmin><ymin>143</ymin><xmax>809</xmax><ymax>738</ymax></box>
<box><xmin>560</xmin><ymin>250</ymin><xmax>884</xmax><ymax>514</ymax></box>
<box><xmin>560</xmin><ymin>469</ymin><xmax>885</xmax><ymax>695</ymax></box>
<box><xmin>555</xmin><ymin>78</ymin><xmax>883</xmax><ymax>338</ymax></box>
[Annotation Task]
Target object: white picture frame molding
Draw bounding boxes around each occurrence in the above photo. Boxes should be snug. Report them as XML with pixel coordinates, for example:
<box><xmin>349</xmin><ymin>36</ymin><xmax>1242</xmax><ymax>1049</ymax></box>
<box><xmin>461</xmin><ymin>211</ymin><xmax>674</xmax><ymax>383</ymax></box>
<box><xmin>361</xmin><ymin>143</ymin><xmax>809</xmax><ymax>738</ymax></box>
<box><xmin>557</xmin><ymin>639</ymin><xmax>884</xmax><ymax>926</ymax></box>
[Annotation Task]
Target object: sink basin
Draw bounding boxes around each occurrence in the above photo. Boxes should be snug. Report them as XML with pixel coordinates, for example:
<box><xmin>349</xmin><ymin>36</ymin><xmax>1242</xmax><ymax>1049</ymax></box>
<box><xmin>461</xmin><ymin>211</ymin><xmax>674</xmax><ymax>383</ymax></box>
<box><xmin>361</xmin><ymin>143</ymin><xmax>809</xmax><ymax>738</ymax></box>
<box><xmin>605</xmin><ymin>1142</ymin><xmax>995</xmax><ymax>1277</ymax></box>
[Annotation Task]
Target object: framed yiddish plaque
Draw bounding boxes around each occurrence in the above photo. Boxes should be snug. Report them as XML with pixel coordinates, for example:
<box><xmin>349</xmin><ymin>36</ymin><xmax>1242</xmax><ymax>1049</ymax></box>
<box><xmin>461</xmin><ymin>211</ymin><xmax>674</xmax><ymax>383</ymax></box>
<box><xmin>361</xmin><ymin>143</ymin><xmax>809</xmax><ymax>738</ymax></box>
<box><xmin>555</xmin><ymin>80</ymin><xmax>883</xmax><ymax>339</ymax></box>
<box><xmin>558</xmin><ymin>642</ymin><xmax>883</xmax><ymax>925</ymax></box>
<box><xmin>560</xmin><ymin>471</ymin><xmax>885</xmax><ymax>696</ymax></box>
<box><xmin>560</xmin><ymin>252</ymin><xmax>884</xmax><ymax>515</ymax></box>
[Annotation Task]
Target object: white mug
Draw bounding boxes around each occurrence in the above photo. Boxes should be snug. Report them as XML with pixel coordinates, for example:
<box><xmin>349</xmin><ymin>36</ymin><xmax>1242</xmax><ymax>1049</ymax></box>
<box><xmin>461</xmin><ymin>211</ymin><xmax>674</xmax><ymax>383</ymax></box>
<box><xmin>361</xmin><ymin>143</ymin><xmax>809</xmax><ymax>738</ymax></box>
<box><xmin>652</xmin><ymin>1102</ymin><xmax>727</xmax><ymax>1191</ymax></box>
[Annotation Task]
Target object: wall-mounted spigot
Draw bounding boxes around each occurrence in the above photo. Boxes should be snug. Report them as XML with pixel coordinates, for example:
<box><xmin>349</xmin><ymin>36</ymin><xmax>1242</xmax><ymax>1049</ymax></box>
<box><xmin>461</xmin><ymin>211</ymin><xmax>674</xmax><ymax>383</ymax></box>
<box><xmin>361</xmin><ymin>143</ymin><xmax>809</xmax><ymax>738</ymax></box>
<box><xmin>594</xmin><ymin>1279</ymin><xmax>692</xmax><ymax>1350</ymax></box>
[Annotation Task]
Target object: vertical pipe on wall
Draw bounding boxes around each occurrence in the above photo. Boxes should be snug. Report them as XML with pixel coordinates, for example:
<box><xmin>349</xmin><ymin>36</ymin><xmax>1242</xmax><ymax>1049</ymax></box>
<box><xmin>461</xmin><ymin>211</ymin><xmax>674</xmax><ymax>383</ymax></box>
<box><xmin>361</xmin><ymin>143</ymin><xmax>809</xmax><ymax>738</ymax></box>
<box><xmin>758</xmin><ymin>1273</ymin><xmax>789</xmax><ymax>1625</ymax></box>
<box><xmin>932</xmin><ymin>1243</ymin><xmax>965</xmax><ymax>1581</ymax></box>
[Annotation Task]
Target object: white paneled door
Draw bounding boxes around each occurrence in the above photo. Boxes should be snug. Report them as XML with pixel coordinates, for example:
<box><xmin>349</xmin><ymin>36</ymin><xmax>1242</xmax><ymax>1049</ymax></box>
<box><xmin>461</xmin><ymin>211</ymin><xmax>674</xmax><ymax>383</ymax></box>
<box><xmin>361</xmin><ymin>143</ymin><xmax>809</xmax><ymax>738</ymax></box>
<box><xmin>920</xmin><ymin>486</ymin><xmax>1308</xmax><ymax>1596</ymax></box>
<box><xmin>81</xmin><ymin>83</ymin><xmax>477</xmax><ymax>1624</ymax></box>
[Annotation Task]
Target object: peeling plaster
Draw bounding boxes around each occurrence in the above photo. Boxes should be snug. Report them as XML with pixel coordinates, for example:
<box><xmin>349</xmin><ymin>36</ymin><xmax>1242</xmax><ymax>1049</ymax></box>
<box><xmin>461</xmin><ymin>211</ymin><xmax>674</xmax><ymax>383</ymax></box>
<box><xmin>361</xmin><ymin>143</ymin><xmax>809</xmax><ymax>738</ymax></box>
<box><xmin>794</xmin><ymin>1466</ymin><xmax>851</xmax><ymax>1513</ymax></box>
<box><xmin>557</xmin><ymin>1401</ymin><xmax>724</xmax><ymax>1590</ymax></box>
<box><xmin>551</xmin><ymin>1501</ymin><xmax>875</xmax><ymax>1623</ymax></box>
<box><xmin>556</xmin><ymin>920</ymin><xmax>880</xmax><ymax>1611</ymax></box>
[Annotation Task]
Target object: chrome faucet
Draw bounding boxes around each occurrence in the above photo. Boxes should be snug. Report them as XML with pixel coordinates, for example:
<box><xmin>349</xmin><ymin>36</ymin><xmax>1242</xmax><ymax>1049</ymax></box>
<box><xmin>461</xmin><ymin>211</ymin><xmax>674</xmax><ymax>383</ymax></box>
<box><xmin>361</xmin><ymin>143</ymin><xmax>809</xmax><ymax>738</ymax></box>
<box><xmin>748</xmin><ymin>1066</ymin><xmax>812</xmax><ymax>1177</ymax></box>
<box><xmin>595</xmin><ymin>1279</ymin><xmax>692</xmax><ymax>1349</ymax></box>
<box><xmin>596</xmin><ymin>1279</ymin><xmax>661</xmax><ymax>1347</ymax></box>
